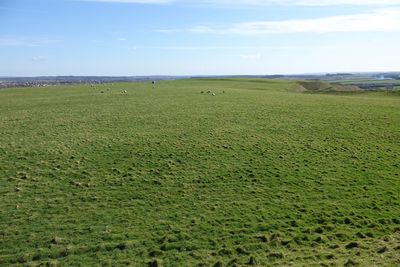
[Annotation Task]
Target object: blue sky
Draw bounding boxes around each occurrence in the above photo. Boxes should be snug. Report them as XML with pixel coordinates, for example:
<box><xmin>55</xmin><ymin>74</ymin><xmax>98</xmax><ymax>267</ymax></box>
<box><xmin>1</xmin><ymin>0</ymin><xmax>400</xmax><ymax>76</ymax></box>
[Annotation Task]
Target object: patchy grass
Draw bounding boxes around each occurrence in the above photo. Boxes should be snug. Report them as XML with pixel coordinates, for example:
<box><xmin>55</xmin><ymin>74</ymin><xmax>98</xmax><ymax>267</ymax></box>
<box><xmin>0</xmin><ymin>79</ymin><xmax>399</xmax><ymax>266</ymax></box>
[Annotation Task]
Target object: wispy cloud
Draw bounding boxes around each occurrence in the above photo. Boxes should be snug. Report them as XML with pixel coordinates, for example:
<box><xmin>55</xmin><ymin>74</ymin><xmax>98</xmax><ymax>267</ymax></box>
<box><xmin>240</xmin><ymin>53</ymin><xmax>261</xmax><ymax>60</ymax></box>
<box><xmin>0</xmin><ymin>37</ymin><xmax>59</xmax><ymax>46</ymax></box>
<box><xmin>82</xmin><ymin>0</ymin><xmax>174</xmax><ymax>3</ymax></box>
<box><xmin>202</xmin><ymin>0</ymin><xmax>400</xmax><ymax>6</ymax></box>
<box><xmin>79</xmin><ymin>0</ymin><xmax>400</xmax><ymax>5</ymax></box>
<box><xmin>31</xmin><ymin>56</ymin><xmax>47</xmax><ymax>62</ymax></box>
<box><xmin>128</xmin><ymin>45</ymin><xmax>332</xmax><ymax>50</ymax></box>
<box><xmin>182</xmin><ymin>8</ymin><xmax>400</xmax><ymax>35</ymax></box>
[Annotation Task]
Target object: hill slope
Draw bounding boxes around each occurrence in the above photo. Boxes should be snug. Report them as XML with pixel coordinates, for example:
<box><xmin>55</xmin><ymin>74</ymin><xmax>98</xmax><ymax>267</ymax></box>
<box><xmin>297</xmin><ymin>80</ymin><xmax>361</xmax><ymax>92</ymax></box>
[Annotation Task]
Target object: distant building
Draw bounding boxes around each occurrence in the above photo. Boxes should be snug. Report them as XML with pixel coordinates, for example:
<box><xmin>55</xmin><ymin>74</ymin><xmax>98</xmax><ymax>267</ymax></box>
<box><xmin>376</xmin><ymin>75</ymin><xmax>393</xmax><ymax>80</ymax></box>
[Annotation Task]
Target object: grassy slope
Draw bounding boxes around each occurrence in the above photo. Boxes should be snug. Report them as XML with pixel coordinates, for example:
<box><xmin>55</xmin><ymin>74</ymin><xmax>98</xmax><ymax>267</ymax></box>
<box><xmin>0</xmin><ymin>79</ymin><xmax>399</xmax><ymax>266</ymax></box>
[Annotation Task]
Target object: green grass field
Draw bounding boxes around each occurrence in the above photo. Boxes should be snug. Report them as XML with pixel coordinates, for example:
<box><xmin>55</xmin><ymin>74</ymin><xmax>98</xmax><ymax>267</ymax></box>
<box><xmin>1</xmin><ymin>79</ymin><xmax>399</xmax><ymax>266</ymax></box>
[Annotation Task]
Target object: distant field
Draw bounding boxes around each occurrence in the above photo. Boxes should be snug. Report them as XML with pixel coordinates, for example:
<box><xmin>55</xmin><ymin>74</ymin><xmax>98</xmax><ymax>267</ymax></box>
<box><xmin>331</xmin><ymin>79</ymin><xmax>400</xmax><ymax>85</ymax></box>
<box><xmin>1</xmin><ymin>79</ymin><xmax>399</xmax><ymax>266</ymax></box>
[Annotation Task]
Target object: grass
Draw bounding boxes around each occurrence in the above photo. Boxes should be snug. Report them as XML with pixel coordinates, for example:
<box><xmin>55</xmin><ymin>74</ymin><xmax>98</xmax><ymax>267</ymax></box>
<box><xmin>1</xmin><ymin>79</ymin><xmax>399</xmax><ymax>266</ymax></box>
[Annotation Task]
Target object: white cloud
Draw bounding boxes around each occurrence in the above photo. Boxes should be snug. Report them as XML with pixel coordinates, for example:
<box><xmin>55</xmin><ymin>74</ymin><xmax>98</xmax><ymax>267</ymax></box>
<box><xmin>129</xmin><ymin>45</ymin><xmax>325</xmax><ymax>50</ymax></box>
<box><xmin>82</xmin><ymin>0</ymin><xmax>174</xmax><ymax>3</ymax></box>
<box><xmin>80</xmin><ymin>0</ymin><xmax>400</xmax><ymax>5</ymax></box>
<box><xmin>203</xmin><ymin>0</ymin><xmax>400</xmax><ymax>6</ymax></box>
<box><xmin>0</xmin><ymin>37</ymin><xmax>59</xmax><ymax>46</ymax></box>
<box><xmin>240</xmin><ymin>54</ymin><xmax>261</xmax><ymax>60</ymax></box>
<box><xmin>190</xmin><ymin>26</ymin><xmax>213</xmax><ymax>33</ymax></box>
<box><xmin>31</xmin><ymin>56</ymin><xmax>47</xmax><ymax>62</ymax></box>
<box><xmin>187</xmin><ymin>8</ymin><xmax>400</xmax><ymax>35</ymax></box>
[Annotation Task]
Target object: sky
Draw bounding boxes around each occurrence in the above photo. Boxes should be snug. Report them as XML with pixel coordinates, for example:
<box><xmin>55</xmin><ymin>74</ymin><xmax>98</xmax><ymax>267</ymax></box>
<box><xmin>1</xmin><ymin>0</ymin><xmax>400</xmax><ymax>76</ymax></box>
